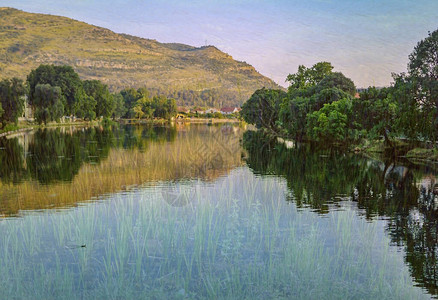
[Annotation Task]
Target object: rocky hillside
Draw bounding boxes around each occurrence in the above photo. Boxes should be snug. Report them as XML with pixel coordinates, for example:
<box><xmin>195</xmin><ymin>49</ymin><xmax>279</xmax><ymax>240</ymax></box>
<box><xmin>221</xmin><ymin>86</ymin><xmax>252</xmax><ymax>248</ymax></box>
<box><xmin>0</xmin><ymin>7</ymin><xmax>281</xmax><ymax>107</ymax></box>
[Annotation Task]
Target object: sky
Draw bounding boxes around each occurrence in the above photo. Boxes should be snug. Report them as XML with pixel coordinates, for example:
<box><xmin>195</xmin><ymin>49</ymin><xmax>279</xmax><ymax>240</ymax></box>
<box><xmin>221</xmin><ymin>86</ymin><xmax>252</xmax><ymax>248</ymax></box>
<box><xmin>1</xmin><ymin>0</ymin><xmax>437</xmax><ymax>88</ymax></box>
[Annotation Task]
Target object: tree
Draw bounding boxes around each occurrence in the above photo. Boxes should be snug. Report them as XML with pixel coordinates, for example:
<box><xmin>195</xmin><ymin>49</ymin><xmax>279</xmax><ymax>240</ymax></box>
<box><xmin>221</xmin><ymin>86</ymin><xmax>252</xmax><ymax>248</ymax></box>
<box><xmin>112</xmin><ymin>93</ymin><xmax>127</xmax><ymax>120</ymax></box>
<box><xmin>73</xmin><ymin>89</ymin><xmax>96</xmax><ymax>121</ymax></box>
<box><xmin>27</xmin><ymin>65</ymin><xmax>82</xmax><ymax>115</ymax></box>
<box><xmin>83</xmin><ymin>80</ymin><xmax>114</xmax><ymax>118</ymax></box>
<box><xmin>0</xmin><ymin>78</ymin><xmax>26</xmax><ymax>126</ymax></box>
<box><xmin>306</xmin><ymin>98</ymin><xmax>356</xmax><ymax>142</ymax></box>
<box><xmin>399</xmin><ymin>29</ymin><xmax>438</xmax><ymax>142</ymax></box>
<box><xmin>33</xmin><ymin>84</ymin><xmax>65</xmax><ymax>124</ymax></box>
<box><xmin>310</xmin><ymin>87</ymin><xmax>352</xmax><ymax>111</ymax></box>
<box><xmin>286</xmin><ymin>62</ymin><xmax>333</xmax><ymax>91</ymax></box>
<box><xmin>120</xmin><ymin>88</ymin><xmax>141</xmax><ymax>118</ymax></box>
<box><xmin>314</xmin><ymin>72</ymin><xmax>356</xmax><ymax>96</ymax></box>
<box><xmin>165</xmin><ymin>98</ymin><xmax>177</xmax><ymax>119</ymax></box>
<box><xmin>133</xmin><ymin>96</ymin><xmax>154</xmax><ymax>119</ymax></box>
<box><xmin>279</xmin><ymin>67</ymin><xmax>356</xmax><ymax>141</ymax></box>
<box><xmin>354</xmin><ymin>87</ymin><xmax>398</xmax><ymax>146</ymax></box>
<box><xmin>152</xmin><ymin>95</ymin><xmax>177</xmax><ymax>119</ymax></box>
<box><xmin>279</xmin><ymin>96</ymin><xmax>311</xmax><ymax>140</ymax></box>
<box><xmin>392</xmin><ymin>76</ymin><xmax>423</xmax><ymax>140</ymax></box>
<box><xmin>241</xmin><ymin>88</ymin><xmax>287</xmax><ymax>134</ymax></box>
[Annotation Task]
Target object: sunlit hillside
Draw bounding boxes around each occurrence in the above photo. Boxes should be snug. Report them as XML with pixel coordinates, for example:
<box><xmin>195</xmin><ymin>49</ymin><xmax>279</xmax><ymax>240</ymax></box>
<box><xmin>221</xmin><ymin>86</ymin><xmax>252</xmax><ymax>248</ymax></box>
<box><xmin>0</xmin><ymin>7</ymin><xmax>281</xmax><ymax>107</ymax></box>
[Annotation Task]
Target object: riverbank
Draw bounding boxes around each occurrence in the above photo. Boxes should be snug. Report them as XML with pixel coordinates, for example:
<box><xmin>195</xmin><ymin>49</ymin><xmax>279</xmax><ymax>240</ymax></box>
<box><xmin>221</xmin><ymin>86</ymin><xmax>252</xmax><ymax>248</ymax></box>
<box><xmin>0</xmin><ymin>117</ymin><xmax>241</xmax><ymax>138</ymax></box>
<box><xmin>0</xmin><ymin>120</ymin><xmax>101</xmax><ymax>138</ymax></box>
<box><xmin>275</xmin><ymin>132</ymin><xmax>438</xmax><ymax>166</ymax></box>
<box><xmin>120</xmin><ymin>118</ymin><xmax>240</xmax><ymax>125</ymax></box>
<box><xmin>355</xmin><ymin>139</ymin><xmax>438</xmax><ymax>165</ymax></box>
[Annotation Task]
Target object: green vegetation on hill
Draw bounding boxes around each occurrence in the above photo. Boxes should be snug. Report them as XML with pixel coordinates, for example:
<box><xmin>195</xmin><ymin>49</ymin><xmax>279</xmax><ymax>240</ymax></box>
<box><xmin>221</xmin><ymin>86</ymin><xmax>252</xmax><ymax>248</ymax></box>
<box><xmin>0</xmin><ymin>7</ymin><xmax>280</xmax><ymax>107</ymax></box>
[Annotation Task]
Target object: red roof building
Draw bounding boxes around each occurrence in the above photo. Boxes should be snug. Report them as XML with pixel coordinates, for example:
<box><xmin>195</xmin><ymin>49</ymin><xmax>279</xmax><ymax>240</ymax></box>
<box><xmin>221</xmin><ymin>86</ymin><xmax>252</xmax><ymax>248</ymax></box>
<box><xmin>220</xmin><ymin>107</ymin><xmax>240</xmax><ymax>114</ymax></box>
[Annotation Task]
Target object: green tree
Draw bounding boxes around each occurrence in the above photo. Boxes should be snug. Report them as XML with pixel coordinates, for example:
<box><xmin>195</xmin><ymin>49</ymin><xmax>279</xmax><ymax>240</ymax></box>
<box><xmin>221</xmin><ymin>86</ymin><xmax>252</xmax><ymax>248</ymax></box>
<box><xmin>73</xmin><ymin>89</ymin><xmax>96</xmax><ymax>121</ymax></box>
<box><xmin>306</xmin><ymin>98</ymin><xmax>357</xmax><ymax>142</ymax></box>
<box><xmin>0</xmin><ymin>78</ymin><xmax>26</xmax><ymax>126</ymax></box>
<box><xmin>27</xmin><ymin>65</ymin><xmax>82</xmax><ymax>115</ymax></box>
<box><xmin>33</xmin><ymin>83</ymin><xmax>65</xmax><ymax>124</ymax></box>
<box><xmin>392</xmin><ymin>76</ymin><xmax>423</xmax><ymax>140</ymax></box>
<box><xmin>120</xmin><ymin>88</ymin><xmax>143</xmax><ymax>118</ymax></box>
<box><xmin>280</xmin><ymin>67</ymin><xmax>356</xmax><ymax>141</ymax></box>
<box><xmin>241</xmin><ymin>88</ymin><xmax>287</xmax><ymax>134</ymax></box>
<box><xmin>83</xmin><ymin>80</ymin><xmax>114</xmax><ymax>118</ymax></box>
<box><xmin>279</xmin><ymin>96</ymin><xmax>311</xmax><ymax>140</ymax></box>
<box><xmin>112</xmin><ymin>93</ymin><xmax>127</xmax><ymax>119</ymax></box>
<box><xmin>152</xmin><ymin>95</ymin><xmax>177</xmax><ymax>119</ymax></box>
<box><xmin>314</xmin><ymin>72</ymin><xmax>356</xmax><ymax>96</ymax></box>
<box><xmin>396</xmin><ymin>29</ymin><xmax>438</xmax><ymax>142</ymax></box>
<box><xmin>134</xmin><ymin>96</ymin><xmax>154</xmax><ymax>119</ymax></box>
<box><xmin>354</xmin><ymin>87</ymin><xmax>398</xmax><ymax>146</ymax></box>
<box><xmin>286</xmin><ymin>62</ymin><xmax>333</xmax><ymax>91</ymax></box>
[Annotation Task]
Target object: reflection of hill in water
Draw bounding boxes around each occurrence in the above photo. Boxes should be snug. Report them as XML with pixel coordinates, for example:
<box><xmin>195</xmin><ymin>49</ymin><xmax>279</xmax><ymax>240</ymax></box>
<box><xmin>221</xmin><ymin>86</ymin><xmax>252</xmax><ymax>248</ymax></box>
<box><xmin>0</xmin><ymin>124</ymin><xmax>244</xmax><ymax>216</ymax></box>
<box><xmin>243</xmin><ymin>130</ymin><xmax>438</xmax><ymax>296</ymax></box>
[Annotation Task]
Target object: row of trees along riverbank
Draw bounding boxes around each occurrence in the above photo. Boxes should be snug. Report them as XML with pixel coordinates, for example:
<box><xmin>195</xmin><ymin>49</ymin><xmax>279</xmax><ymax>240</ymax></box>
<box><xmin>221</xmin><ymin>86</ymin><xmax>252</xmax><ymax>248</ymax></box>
<box><xmin>0</xmin><ymin>64</ymin><xmax>180</xmax><ymax>129</ymax></box>
<box><xmin>240</xmin><ymin>29</ymin><xmax>438</xmax><ymax>156</ymax></box>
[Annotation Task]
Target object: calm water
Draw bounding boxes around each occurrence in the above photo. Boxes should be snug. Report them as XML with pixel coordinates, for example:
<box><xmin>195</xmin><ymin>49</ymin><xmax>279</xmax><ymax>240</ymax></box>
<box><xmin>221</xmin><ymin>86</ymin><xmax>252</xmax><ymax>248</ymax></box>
<box><xmin>0</xmin><ymin>124</ymin><xmax>436</xmax><ymax>299</ymax></box>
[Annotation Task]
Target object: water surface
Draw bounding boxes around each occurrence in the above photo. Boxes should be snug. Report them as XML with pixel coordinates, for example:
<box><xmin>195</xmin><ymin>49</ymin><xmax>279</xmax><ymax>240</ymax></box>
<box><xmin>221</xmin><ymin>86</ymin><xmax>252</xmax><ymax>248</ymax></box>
<box><xmin>0</xmin><ymin>124</ymin><xmax>436</xmax><ymax>299</ymax></box>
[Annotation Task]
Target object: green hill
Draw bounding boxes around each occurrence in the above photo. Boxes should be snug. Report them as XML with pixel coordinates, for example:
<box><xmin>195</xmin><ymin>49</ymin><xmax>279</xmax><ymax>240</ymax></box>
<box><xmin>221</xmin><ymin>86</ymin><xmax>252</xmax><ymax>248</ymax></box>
<box><xmin>0</xmin><ymin>7</ymin><xmax>281</xmax><ymax>107</ymax></box>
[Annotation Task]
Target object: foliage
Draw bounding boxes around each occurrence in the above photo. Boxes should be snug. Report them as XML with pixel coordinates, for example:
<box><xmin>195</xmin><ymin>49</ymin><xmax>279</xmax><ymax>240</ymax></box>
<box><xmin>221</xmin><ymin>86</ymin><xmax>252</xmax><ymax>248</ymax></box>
<box><xmin>279</xmin><ymin>96</ymin><xmax>310</xmax><ymax>140</ymax></box>
<box><xmin>33</xmin><ymin>83</ymin><xmax>65</xmax><ymax>124</ymax></box>
<box><xmin>314</xmin><ymin>72</ymin><xmax>356</xmax><ymax>96</ymax></box>
<box><xmin>354</xmin><ymin>87</ymin><xmax>398</xmax><ymax>144</ymax></box>
<box><xmin>27</xmin><ymin>65</ymin><xmax>82</xmax><ymax>115</ymax></box>
<box><xmin>391</xmin><ymin>76</ymin><xmax>423</xmax><ymax>140</ymax></box>
<box><xmin>73</xmin><ymin>88</ymin><xmax>96</xmax><ymax>121</ymax></box>
<box><xmin>112</xmin><ymin>93</ymin><xmax>127</xmax><ymax>119</ymax></box>
<box><xmin>279</xmin><ymin>64</ymin><xmax>357</xmax><ymax>142</ymax></box>
<box><xmin>0</xmin><ymin>77</ymin><xmax>26</xmax><ymax>125</ymax></box>
<box><xmin>286</xmin><ymin>62</ymin><xmax>333</xmax><ymax>91</ymax></box>
<box><xmin>240</xmin><ymin>88</ymin><xmax>287</xmax><ymax>133</ymax></box>
<box><xmin>133</xmin><ymin>96</ymin><xmax>154</xmax><ymax>119</ymax></box>
<box><xmin>151</xmin><ymin>95</ymin><xmax>177</xmax><ymax>119</ymax></box>
<box><xmin>83</xmin><ymin>80</ymin><xmax>114</xmax><ymax>118</ymax></box>
<box><xmin>306</xmin><ymin>98</ymin><xmax>358</xmax><ymax>142</ymax></box>
<box><xmin>393</xmin><ymin>29</ymin><xmax>438</xmax><ymax>142</ymax></box>
<box><xmin>120</xmin><ymin>88</ymin><xmax>145</xmax><ymax>118</ymax></box>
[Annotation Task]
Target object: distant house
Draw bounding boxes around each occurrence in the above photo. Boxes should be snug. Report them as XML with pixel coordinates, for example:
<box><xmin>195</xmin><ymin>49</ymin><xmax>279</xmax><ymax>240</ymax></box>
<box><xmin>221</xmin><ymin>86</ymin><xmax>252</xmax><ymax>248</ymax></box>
<box><xmin>192</xmin><ymin>109</ymin><xmax>205</xmax><ymax>115</ymax></box>
<box><xmin>177</xmin><ymin>107</ymin><xmax>190</xmax><ymax>114</ymax></box>
<box><xmin>205</xmin><ymin>108</ymin><xmax>219</xmax><ymax>114</ymax></box>
<box><xmin>220</xmin><ymin>107</ymin><xmax>240</xmax><ymax>115</ymax></box>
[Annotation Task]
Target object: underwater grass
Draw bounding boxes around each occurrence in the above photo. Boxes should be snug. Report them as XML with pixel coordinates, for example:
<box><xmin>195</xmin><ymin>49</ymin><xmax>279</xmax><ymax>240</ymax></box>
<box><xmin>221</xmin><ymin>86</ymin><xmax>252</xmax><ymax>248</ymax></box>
<box><xmin>0</xmin><ymin>168</ymin><xmax>430</xmax><ymax>299</ymax></box>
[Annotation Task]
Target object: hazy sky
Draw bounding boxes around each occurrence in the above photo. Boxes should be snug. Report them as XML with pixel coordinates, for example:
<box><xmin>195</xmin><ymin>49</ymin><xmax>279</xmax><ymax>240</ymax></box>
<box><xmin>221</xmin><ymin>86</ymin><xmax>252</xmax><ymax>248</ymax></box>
<box><xmin>1</xmin><ymin>0</ymin><xmax>437</xmax><ymax>88</ymax></box>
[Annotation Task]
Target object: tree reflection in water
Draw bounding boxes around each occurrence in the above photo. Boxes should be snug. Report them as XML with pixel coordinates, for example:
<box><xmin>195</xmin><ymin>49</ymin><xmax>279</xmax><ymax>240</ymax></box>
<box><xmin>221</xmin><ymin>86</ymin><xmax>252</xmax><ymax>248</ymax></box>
<box><xmin>0</xmin><ymin>125</ymin><xmax>177</xmax><ymax>185</ymax></box>
<box><xmin>243</xmin><ymin>130</ymin><xmax>438</xmax><ymax>296</ymax></box>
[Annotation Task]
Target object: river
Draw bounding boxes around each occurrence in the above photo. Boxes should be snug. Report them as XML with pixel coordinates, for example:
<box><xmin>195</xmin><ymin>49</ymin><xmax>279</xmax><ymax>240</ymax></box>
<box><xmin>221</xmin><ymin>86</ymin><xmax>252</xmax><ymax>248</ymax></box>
<box><xmin>0</xmin><ymin>123</ymin><xmax>435</xmax><ymax>299</ymax></box>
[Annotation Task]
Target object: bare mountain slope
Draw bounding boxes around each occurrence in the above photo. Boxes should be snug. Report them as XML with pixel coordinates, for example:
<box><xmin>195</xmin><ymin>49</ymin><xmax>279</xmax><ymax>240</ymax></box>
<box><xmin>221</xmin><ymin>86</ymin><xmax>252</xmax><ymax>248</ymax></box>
<box><xmin>0</xmin><ymin>7</ymin><xmax>281</xmax><ymax>106</ymax></box>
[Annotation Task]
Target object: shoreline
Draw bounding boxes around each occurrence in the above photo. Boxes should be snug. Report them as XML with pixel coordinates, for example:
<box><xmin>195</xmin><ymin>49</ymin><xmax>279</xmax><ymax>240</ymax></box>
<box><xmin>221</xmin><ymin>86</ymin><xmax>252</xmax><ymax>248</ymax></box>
<box><xmin>275</xmin><ymin>133</ymin><xmax>438</xmax><ymax>166</ymax></box>
<box><xmin>0</xmin><ymin>118</ymin><xmax>242</xmax><ymax>138</ymax></box>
